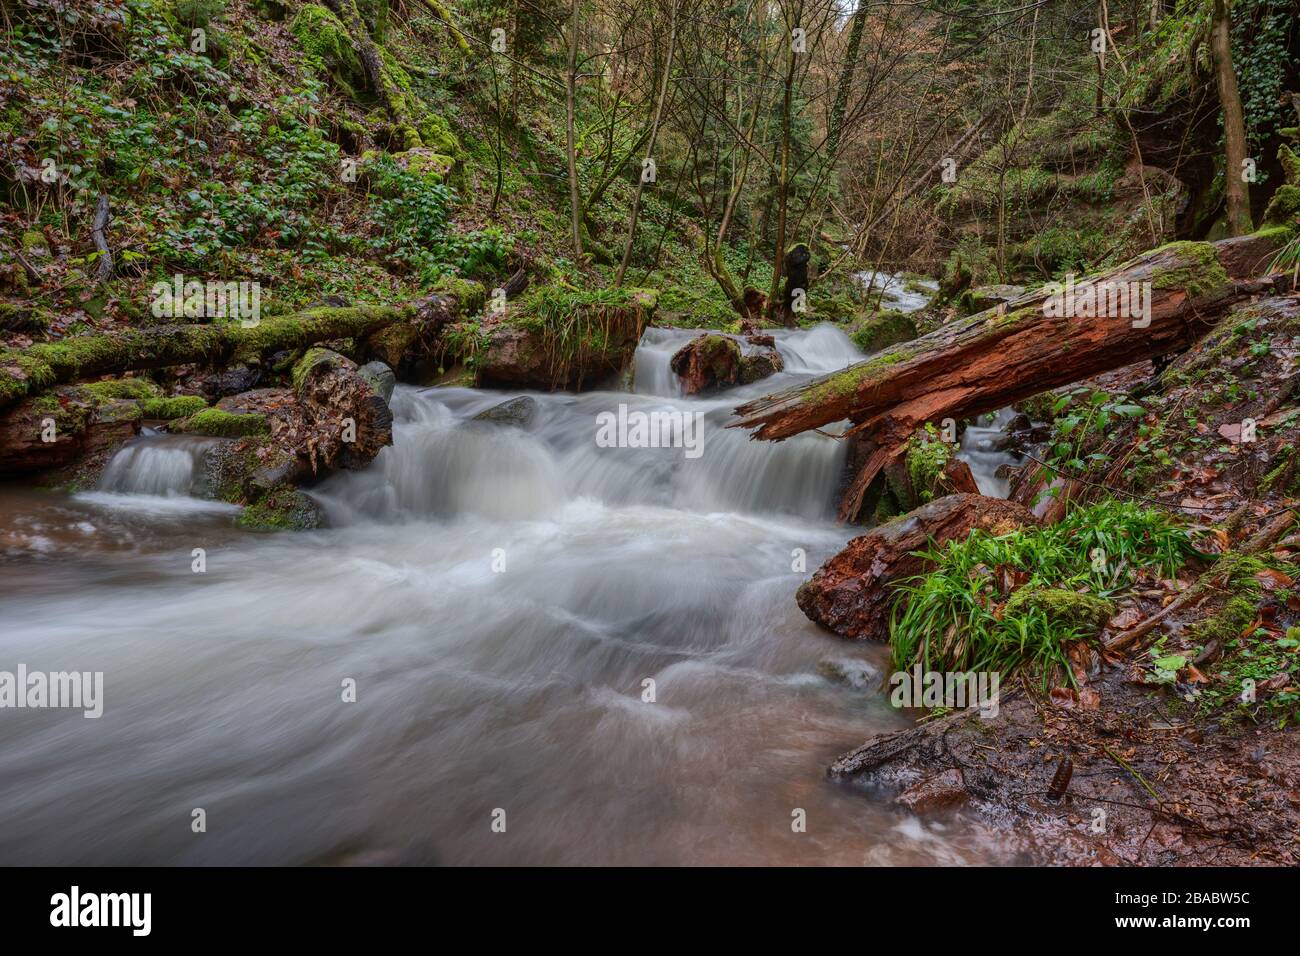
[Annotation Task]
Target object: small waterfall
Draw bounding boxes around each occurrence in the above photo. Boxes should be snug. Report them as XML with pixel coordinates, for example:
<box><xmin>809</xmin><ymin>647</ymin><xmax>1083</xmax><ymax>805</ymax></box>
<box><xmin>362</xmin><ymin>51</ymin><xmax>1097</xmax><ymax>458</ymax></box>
<box><xmin>317</xmin><ymin>323</ymin><xmax>865</xmax><ymax>524</ymax></box>
<box><xmin>633</xmin><ymin>323</ymin><xmax>862</xmax><ymax>396</ymax></box>
<box><xmin>957</xmin><ymin>408</ymin><xmax>1022</xmax><ymax>498</ymax></box>
<box><xmin>854</xmin><ymin>270</ymin><xmax>937</xmax><ymax>314</ymax></box>
<box><xmin>75</xmin><ymin>433</ymin><xmax>239</xmax><ymax>515</ymax></box>
<box><xmin>97</xmin><ymin>434</ymin><xmax>216</xmax><ymax>497</ymax></box>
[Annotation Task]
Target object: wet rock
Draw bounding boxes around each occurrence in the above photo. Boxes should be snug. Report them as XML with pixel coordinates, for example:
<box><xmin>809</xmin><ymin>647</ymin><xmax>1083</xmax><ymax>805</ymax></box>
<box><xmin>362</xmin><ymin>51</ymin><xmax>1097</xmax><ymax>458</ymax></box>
<box><xmin>357</xmin><ymin>361</ymin><xmax>396</xmax><ymax>403</ymax></box>
<box><xmin>797</xmin><ymin>494</ymin><xmax>1040</xmax><ymax>642</ymax></box>
<box><xmin>850</xmin><ymin>309</ymin><xmax>917</xmax><ymax>353</ymax></box>
<box><xmin>472</xmin><ymin>395</ymin><xmax>538</xmax><ymax>429</ymax></box>
<box><xmin>0</xmin><ymin>385</ymin><xmax>140</xmax><ymax>478</ymax></box>
<box><xmin>287</xmin><ymin>348</ymin><xmax>394</xmax><ymax>473</ymax></box>
<box><xmin>895</xmin><ymin>769</ymin><xmax>968</xmax><ymax>814</ymax></box>
<box><xmin>671</xmin><ymin>334</ymin><xmax>784</xmax><ymax>394</ymax></box>
<box><xmin>475</xmin><ymin>289</ymin><xmax>655</xmax><ymax>391</ymax></box>
<box><xmin>817</xmin><ymin>656</ymin><xmax>881</xmax><ymax>690</ymax></box>
<box><xmin>195</xmin><ymin>363</ymin><xmax>263</xmax><ymax>400</ymax></box>
<box><xmin>746</xmin><ymin>334</ymin><xmax>776</xmax><ymax>348</ymax></box>
<box><xmin>671</xmin><ymin>334</ymin><xmax>742</xmax><ymax>395</ymax></box>
<box><xmin>236</xmin><ymin>483</ymin><xmax>324</xmax><ymax>531</ymax></box>
<box><xmin>740</xmin><ymin>348</ymin><xmax>784</xmax><ymax>384</ymax></box>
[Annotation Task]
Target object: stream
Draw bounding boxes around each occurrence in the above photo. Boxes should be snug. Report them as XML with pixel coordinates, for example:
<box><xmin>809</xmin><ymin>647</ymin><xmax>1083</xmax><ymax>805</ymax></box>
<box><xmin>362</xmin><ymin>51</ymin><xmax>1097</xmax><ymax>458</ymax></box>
<box><xmin>0</xmin><ymin>322</ymin><xmax>1020</xmax><ymax>865</ymax></box>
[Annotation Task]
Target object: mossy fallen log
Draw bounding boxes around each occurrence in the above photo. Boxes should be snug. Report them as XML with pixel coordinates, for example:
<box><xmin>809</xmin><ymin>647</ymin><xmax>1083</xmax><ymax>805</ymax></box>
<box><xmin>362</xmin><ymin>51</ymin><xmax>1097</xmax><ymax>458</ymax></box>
<box><xmin>0</xmin><ymin>304</ymin><xmax>421</xmax><ymax>409</ymax></box>
<box><xmin>731</xmin><ymin>236</ymin><xmax>1289</xmax><ymax>521</ymax></box>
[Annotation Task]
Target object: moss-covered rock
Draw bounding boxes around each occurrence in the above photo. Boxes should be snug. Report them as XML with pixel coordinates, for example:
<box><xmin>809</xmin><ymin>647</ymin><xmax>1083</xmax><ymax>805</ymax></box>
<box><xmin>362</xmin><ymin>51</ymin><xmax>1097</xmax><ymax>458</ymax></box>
<box><xmin>417</xmin><ymin>113</ymin><xmax>460</xmax><ymax>159</ymax></box>
<box><xmin>1279</xmin><ymin>144</ymin><xmax>1300</xmax><ymax>188</ymax></box>
<box><xmin>1262</xmin><ymin>184</ymin><xmax>1300</xmax><ymax>230</ymax></box>
<box><xmin>82</xmin><ymin>377</ymin><xmax>161</xmax><ymax>402</ymax></box>
<box><xmin>1004</xmin><ymin>588</ymin><xmax>1115</xmax><ymax>637</ymax></box>
<box><xmin>291</xmin><ymin>5</ymin><xmax>365</xmax><ymax>95</ymax></box>
<box><xmin>430</xmin><ymin>275</ymin><xmax>487</xmax><ymax>315</ymax></box>
<box><xmin>237</xmin><ymin>484</ymin><xmax>323</xmax><ymax>531</ymax></box>
<box><xmin>141</xmin><ymin>395</ymin><xmax>210</xmax><ymax>420</ymax></box>
<box><xmin>173</xmin><ymin>407</ymin><xmax>270</xmax><ymax>438</ymax></box>
<box><xmin>851</xmin><ymin>309</ymin><xmax>917</xmax><ymax>353</ymax></box>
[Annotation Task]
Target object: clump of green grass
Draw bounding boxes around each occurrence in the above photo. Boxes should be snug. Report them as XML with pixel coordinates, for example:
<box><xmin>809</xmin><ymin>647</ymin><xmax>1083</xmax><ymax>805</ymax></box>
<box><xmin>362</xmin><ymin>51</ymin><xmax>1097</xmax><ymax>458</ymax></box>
<box><xmin>890</xmin><ymin>500</ymin><xmax>1194</xmax><ymax>687</ymax></box>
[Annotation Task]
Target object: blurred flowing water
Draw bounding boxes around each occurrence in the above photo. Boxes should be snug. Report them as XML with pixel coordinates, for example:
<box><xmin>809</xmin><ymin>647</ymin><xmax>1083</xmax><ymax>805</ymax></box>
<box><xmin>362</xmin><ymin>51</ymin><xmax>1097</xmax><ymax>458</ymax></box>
<box><xmin>0</xmin><ymin>322</ymin><xmax>1010</xmax><ymax>865</ymax></box>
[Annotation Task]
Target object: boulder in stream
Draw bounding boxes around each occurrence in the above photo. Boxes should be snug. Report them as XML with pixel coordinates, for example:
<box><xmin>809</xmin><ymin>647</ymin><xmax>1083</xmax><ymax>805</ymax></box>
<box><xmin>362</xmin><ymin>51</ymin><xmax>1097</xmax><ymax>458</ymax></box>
<box><xmin>670</xmin><ymin>333</ymin><xmax>783</xmax><ymax>395</ymax></box>
<box><xmin>0</xmin><ymin>382</ymin><xmax>143</xmax><ymax>481</ymax></box>
<box><xmin>471</xmin><ymin>395</ymin><xmax>538</xmax><ymax>429</ymax></box>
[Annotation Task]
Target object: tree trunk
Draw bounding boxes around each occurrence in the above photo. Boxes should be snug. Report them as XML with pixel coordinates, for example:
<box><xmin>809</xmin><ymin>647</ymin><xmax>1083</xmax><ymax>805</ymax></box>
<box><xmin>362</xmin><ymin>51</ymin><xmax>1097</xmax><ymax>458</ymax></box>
<box><xmin>824</xmin><ymin>1</ymin><xmax>868</xmax><ymax>163</ymax></box>
<box><xmin>766</xmin><ymin>19</ymin><xmax>798</xmax><ymax>321</ymax></box>
<box><xmin>1211</xmin><ymin>0</ymin><xmax>1252</xmax><ymax>236</ymax></box>
<box><xmin>731</xmin><ymin>236</ymin><xmax>1284</xmax><ymax>521</ymax></box>
<box><xmin>615</xmin><ymin>0</ymin><xmax>678</xmax><ymax>286</ymax></box>
<box><xmin>564</xmin><ymin>0</ymin><xmax>584</xmax><ymax>258</ymax></box>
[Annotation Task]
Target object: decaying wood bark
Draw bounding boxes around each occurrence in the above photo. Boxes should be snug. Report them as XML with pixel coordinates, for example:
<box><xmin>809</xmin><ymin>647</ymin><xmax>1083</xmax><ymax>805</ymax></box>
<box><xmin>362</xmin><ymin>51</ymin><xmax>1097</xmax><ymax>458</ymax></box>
<box><xmin>732</xmin><ymin>235</ymin><xmax>1286</xmax><ymax>521</ymax></box>
<box><xmin>0</xmin><ymin>302</ymin><xmax>438</xmax><ymax>410</ymax></box>
<box><xmin>797</xmin><ymin>493</ymin><xmax>1039</xmax><ymax>642</ymax></box>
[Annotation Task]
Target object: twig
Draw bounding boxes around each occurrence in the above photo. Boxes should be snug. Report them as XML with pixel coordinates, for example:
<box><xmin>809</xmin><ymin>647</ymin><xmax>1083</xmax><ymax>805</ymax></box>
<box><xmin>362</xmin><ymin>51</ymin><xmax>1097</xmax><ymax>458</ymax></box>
<box><xmin>1102</xmin><ymin>745</ymin><xmax>1161</xmax><ymax>804</ymax></box>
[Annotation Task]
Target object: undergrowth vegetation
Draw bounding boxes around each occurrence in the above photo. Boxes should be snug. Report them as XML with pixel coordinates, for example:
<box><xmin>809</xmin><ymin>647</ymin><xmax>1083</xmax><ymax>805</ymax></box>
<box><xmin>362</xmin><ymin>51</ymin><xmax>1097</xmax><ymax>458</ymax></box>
<box><xmin>890</xmin><ymin>501</ymin><xmax>1196</xmax><ymax>686</ymax></box>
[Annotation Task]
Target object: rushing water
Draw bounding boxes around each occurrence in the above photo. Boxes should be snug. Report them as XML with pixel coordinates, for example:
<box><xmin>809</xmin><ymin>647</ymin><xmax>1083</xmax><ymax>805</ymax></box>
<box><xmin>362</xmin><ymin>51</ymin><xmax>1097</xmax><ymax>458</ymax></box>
<box><xmin>854</xmin><ymin>270</ymin><xmax>939</xmax><ymax>314</ymax></box>
<box><xmin>0</xmin><ymin>323</ymin><xmax>1013</xmax><ymax>865</ymax></box>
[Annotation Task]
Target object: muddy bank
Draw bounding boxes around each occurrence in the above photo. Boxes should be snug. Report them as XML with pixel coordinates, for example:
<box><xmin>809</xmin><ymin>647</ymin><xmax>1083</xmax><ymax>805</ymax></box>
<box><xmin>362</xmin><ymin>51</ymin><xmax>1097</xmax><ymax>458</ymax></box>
<box><xmin>832</xmin><ymin>671</ymin><xmax>1300</xmax><ymax>865</ymax></box>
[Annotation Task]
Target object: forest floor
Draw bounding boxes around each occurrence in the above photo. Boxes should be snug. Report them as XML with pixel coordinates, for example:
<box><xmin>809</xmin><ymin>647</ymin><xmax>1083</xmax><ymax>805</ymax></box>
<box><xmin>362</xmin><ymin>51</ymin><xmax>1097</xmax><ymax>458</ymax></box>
<box><xmin>827</xmin><ymin>293</ymin><xmax>1300</xmax><ymax>865</ymax></box>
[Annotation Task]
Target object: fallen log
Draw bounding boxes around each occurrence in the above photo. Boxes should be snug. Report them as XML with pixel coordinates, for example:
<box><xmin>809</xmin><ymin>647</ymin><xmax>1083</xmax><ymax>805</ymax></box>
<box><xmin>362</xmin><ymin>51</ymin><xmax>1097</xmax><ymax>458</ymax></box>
<box><xmin>0</xmin><ymin>302</ymin><xmax>433</xmax><ymax>409</ymax></box>
<box><xmin>732</xmin><ymin>236</ymin><xmax>1287</xmax><ymax>521</ymax></box>
<box><xmin>796</xmin><ymin>493</ymin><xmax>1039</xmax><ymax>642</ymax></box>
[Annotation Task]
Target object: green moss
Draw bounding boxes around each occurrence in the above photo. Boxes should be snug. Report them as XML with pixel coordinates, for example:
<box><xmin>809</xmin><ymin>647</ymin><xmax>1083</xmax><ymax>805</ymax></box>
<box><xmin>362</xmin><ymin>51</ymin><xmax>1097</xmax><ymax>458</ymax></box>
<box><xmin>0</xmin><ymin>351</ymin><xmax>57</xmax><ymax>403</ymax></box>
<box><xmin>1251</xmin><ymin>224</ymin><xmax>1297</xmax><ymax>244</ymax></box>
<box><xmin>141</xmin><ymin>395</ymin><xmax>210</xmax><ymax>420</ymax></box>
<box><xmin>174</xmin><ymin>407</ymin><xmax>269</xmax><ymax>438</ymax></box>
<box><xmin>1262</xmin><ymin>184</ymin><xmax>1300</xmax><ymax>229</ymax></box>
<box><xmin>21</xmin><ymin>230</ymin><xmax>50</xmax><ymax>259</ymax></box>
<box><xmin>804</xmin><ymin>347</ymin><xmax>917</xmax><ymax>404</ymax></box>
<box><xmin>851</xmin><ymin>309</ymin><xmax>917</xmax><ymax>353</ymax></box>
<box><xmin>291</xmin><ymin>5</ymin><xmax>364</xmax><ymax>93</ymax></box>
<box><xmin>417</xmin><ymin>113</ymin><xmax>460</xmax><ymax>158</ymax></box>
<box><xmin>430</xmin><ymin>275</ymin><xmax>486</xmax><ymax>314</ymax></box>
<box><xmin>402</xmin><ymin>150</ymin><xmax>455</xmax><ymax>181</ymax></box>
<box><xmin>1004</xmin><ymin>588</ymin><xmax>1115</xmax><ymax>637</ymax></box>
<box><xmin>1187</xmin><ymin>596</ymin><xmax>1257</xmax><ymax>646</ymax></box>
<box><xmin>1279</xmin><ymin>144</ymin><xmax>1300</xmax><ymax>187</ymax></box>
<box><xmin>1149</xmin><ymin>241</ymin><xmax>1231</xmax><ymax>301</ymax></box>
<box><xmin>82</xmin><ymin>377</ymin><xmax>161</xmax><ymax>402</ymax></box>
<box><xmin>291</xmin><ymin>346</ymin><xmax>340</xmax><ymax>393</ymax></box>
<box><xmin>237</xmin><ymin>485</ymin><xmax>322</xmax><ymax>531</ymax></box>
